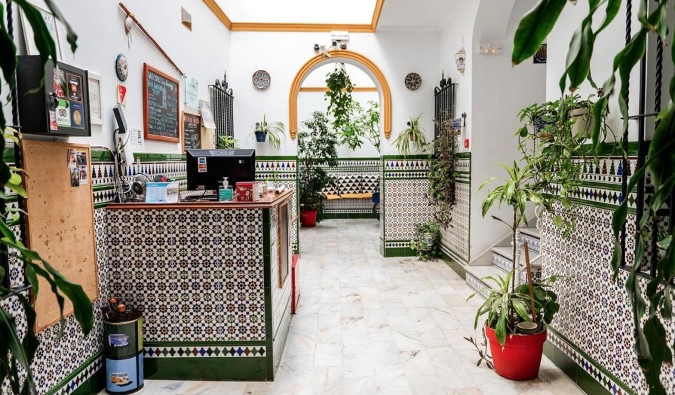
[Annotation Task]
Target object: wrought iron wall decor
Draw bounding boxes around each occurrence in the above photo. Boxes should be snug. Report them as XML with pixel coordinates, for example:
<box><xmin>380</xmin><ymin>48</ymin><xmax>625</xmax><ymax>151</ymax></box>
<box><xmin>209</xmin><ymin>72</ymin><xmax>234</xmax><ymax>141</ymax></box>
<box><xmin>434</xmin><ymin>73</ymin><xmax>457</xmax><ymax>139</ymax></box>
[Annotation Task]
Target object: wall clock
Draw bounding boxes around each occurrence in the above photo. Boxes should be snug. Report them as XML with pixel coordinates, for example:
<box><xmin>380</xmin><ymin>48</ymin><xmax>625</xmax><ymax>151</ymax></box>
<box><xmin>115</xmin><ymin>53</ymin><xmax>128</xmax><ymax>82</ymax></box>
<box><xmin>405</xmin><ymin>73</ymin><xmax>422</xmax><ymax>90</ymax></box>
<box><xmin>252</xmin><ymin>70</ymin><xmax>271</xmax><ymax>90</ymax></box>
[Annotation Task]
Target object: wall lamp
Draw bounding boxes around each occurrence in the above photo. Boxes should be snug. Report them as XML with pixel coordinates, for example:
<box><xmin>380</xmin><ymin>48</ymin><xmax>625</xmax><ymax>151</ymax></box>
<box><xmin>478</xmin><ymin>42</ymin><xmax>503</xmax><ymax>55</ymax></box>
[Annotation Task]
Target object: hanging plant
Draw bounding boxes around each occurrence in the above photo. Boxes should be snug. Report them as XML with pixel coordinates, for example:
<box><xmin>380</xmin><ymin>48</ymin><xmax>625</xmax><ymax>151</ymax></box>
<box><xmin>392</xmin><ymin>114</ymin><xmax>428</xmax><ymax>156</ymax></box>
<box><xmin>325</xmin><ymin>64</ymin><xmax>355</xmax><ymax>133</ymax></box>
<box><xmin>427</xmin><ymin>117</ymin><xmax>460</xmax><ymax>228</ymax></box>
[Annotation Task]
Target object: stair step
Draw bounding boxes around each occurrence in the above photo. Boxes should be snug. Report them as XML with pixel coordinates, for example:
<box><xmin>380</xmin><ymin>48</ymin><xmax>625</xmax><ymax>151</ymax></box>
<box><xmin>466</xmin><ymin>265</ymin><xmax>508</xmax><ymax>296</ymax></box>
<box><xmin>491</xmin><ymin>247</ymin><xmax>542</xmax><ymax>271</ymax></box>
<box><xmin>519</xmin><ymin>227</ymin><xmax>540</xmax><ymax>239</ymax></box>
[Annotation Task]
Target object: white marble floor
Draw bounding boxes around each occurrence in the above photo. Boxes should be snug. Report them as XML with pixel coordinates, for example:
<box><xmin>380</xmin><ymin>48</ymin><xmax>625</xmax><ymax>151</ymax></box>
<box><xmin>102</xmin><ymin>219</ymin><xmax>584</xmax><ymax>395</ymax></box>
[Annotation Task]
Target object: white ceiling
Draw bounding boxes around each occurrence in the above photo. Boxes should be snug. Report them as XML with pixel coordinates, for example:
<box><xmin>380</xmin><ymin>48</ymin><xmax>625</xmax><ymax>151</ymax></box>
<box><xmin>216</xmin><ymin>0</ymin><xmax>378</xmax><ymax>24</ymax></box>
<box><xmin>377</xmin><ymin>0</ymin><xmax>459</xmax><ymax>29</ymax></box>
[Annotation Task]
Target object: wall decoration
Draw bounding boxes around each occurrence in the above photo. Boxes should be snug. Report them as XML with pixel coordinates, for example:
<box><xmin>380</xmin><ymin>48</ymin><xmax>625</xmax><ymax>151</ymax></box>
<box><xmin>455</xmin><ymin>47</ymin><xmax>466</xmax><ymax>75</ymax></box>
<box><xmin>115</xmin><ymin>54</ymin><xmax>129</xmax><ymax>81</ymax></box>
<box><xmin>181</xmin><ymin>111</ymin><xmax>201</xmax><ymax>152</ymax></box>
<box><xmin>143</xmin><ymin>63</ymin><xmax>180</xmax><ymax>143</ymax></box>
<box><xmin>534</xmin><ymin>44</ymin><xmax>547</xmax><ymax>64</ymax></box>
<box><xmin>116</xmin><ymin>84</ymin><xmax>127</xmax><ymax>105</ymax></box>
<box><xmin>252</xmin><ymin>70</ymin><xmax>271</xmax><ymax>90</ymax></box>
<box><xmin>182</xmin><ymin>75</ymin><xmax>199</xmax><ymax>109</ymax></box>
<box><xmin>199</xmin><ymin>100</ymin><xmax>216</xmax><ymax>129</ymax></box>
<box><xmin>88</xmin><ymin>72</ymin><xmax>103</xmax><ymax>125</ymax></box>
<box><xmin>404</xmin><ymin>73</ymin><xmax>422</xmax><ymax>90</ymax></box>
<box><xmin>20</xmin><ymin>5</ymin><xmax>61</xmax><ymax>60</ymax></box>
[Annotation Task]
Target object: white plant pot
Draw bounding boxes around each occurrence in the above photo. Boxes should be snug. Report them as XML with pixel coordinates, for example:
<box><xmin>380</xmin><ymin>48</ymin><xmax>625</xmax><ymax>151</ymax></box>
<box><xmin>422</xmin><ymin>233</ymin><xmax>434</xmax><ymax>251</ymax></box>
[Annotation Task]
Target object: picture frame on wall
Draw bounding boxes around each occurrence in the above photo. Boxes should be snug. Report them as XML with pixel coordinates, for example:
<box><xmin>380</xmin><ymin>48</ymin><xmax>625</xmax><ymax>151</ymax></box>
<box><xmin>20</xmin><ymin>5</ymin><xmax>62</xmax><ymax>60</ymax></box>
<box><xmin>88</xmin><ymin>72</ymin><xmax>103</xmax><ymax>125</ymax></box>
<box><xmin>143</xmin><ymin>63</ymin><xmax>180</xmax><ymax>143</ymax></box>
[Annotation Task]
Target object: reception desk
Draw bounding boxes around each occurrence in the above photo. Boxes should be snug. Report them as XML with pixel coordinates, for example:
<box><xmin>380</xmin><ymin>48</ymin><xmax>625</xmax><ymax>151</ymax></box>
<box><xmin>106</xmin><ymin>191</ymin><xmax>294</xmax><ymax>381</ymax></box>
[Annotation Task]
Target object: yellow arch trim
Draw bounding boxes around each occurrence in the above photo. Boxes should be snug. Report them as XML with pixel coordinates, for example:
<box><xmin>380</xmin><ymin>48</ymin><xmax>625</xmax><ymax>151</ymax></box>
<box><xmin>289</xmin><ymin>49</ymin><xmax>392</xmax><ymax>139</ymax></box>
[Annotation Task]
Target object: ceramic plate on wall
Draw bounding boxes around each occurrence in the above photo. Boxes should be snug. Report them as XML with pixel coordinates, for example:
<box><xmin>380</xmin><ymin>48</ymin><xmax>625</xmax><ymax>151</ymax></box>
<box><xmin>115</xmin><ymin>54</ymin><xmax>128</xmax><ymax>82</ymax></box>
<box><xmin>405</xmin><ymin>73</ymin><xmax>422</xmax><ymax>90</ymax></box>
<box><xmin>252</xmin><ymin>70</ymin><xmax>271</xmax><ymax>90</ymax></box>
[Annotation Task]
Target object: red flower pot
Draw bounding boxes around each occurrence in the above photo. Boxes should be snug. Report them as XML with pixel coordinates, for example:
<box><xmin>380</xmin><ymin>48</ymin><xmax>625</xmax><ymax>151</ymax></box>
<box><xmin>300</xmin><ymin>210</ymin><xmax>318</xmax><ymax>227</ymax></box>
<box><xmin>485</xmin><ymin>324</ymin><xmax>547</xmax><ymax>381</ymax></box>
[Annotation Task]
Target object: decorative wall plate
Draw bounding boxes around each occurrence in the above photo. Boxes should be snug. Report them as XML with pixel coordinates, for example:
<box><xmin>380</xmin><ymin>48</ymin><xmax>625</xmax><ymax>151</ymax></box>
<box><xmin>115</xmin><ymin>53</ymin><xmax>128</xmax><ymax>82</ymax></box>
<box><xmin>252</xmin><ymin>70</ymin><xmax>271</xmax><ymax>90</ymax></box>
<box><xmin>405</xmin><ymin>73</ymin><xmax>422</xmax><ymax>90</ymax></box>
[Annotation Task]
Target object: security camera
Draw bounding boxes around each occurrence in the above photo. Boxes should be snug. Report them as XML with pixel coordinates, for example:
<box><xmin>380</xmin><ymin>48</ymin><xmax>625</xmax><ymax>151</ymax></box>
<box><xmin>314</xmin><ymin>44</ymin><xmax>320</xmax><ymax>53</ymax></box>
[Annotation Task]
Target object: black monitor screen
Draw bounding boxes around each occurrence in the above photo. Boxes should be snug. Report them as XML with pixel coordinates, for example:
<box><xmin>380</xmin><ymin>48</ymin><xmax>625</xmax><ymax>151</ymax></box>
<box><xmin>186</xmin><ymin>149</ymin><xmax>256</xmax><ymax>191</ymax></box>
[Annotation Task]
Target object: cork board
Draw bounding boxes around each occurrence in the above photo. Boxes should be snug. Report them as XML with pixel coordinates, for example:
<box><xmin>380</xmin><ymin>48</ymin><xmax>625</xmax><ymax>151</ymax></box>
<box><xmin>22</xmin><ymin>140</ymin><xmax>98</xmax><ymax>330</ymax></box>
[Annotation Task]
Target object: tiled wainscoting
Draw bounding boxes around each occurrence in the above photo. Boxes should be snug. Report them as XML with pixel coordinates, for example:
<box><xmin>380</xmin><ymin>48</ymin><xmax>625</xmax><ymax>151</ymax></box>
<box><xmin>440</xmin><ymin>153</ymin><xmax>471</xmax><ymax>264</ymax></box>
<box><xmin>540</xmin><ymin>151</ymin><xmax>675</xmax><ymax>395</ymax></box>
<box><xmin>319</xmin><ymin>158</ymin><xmax>381</xmax><ymax>219</ymax></box>
<box><xmin>380</xmin><ymin>155</ymin><xmax>434</xmax><ymax>257</ymax></box>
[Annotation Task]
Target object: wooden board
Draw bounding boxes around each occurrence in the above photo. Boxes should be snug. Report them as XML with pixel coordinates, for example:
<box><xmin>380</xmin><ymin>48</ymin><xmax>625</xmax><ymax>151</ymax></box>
<box><xmin>22</xmin><ymin>140</ymin><xmax>99</xmax><ymax>330</ymax></box>
<box><xmin>144</xmin><ymin>63</ymin><xmax>180</xmax><ymax>143</ymax></box>
<box><xmin>182</xmin><ymin>111</ymin><xmax>201</xmax><ymax>152</ymax></box>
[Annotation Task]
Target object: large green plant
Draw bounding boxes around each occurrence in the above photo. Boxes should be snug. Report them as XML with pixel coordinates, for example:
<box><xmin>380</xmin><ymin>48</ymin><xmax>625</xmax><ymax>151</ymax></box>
<box><xmin>410</xmin><ymin>220</ymin><xmax>442</xmax><ymax>261</ymax></box>
<box><xmin>513</xmin><ymin>2</ymin><xmax>675</xmax><ymax>392</ymax></box>
<box><xmin>325</xmin><ymin>64</ymin><xmax>354</xmax><ymax>134</ymax></box>
<box><xmin>0</xmin><ymin>2</ymin><xmax>94</xmax><ymax>394</ymax></box>
<box><xmin>297</xmin><ymin>111</ymin><xmax>338</xmax><ymax>221</ymax></box>
<box><xmin>338</xmin><ymin>100</ymin><xmax>381</xmax><ymax>152</ymax></box>
<box><xmin>428</xmin><ymin>117</ymin><xmax>460</xmax><ymax>228</ymax></box>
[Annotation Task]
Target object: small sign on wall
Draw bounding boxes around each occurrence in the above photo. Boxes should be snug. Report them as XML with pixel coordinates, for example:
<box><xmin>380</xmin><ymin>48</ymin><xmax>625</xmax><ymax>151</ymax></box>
<box><xmin>183</xmin><ymin>75</ymin><xmax>199</xmax><ymax>110</ymax></box>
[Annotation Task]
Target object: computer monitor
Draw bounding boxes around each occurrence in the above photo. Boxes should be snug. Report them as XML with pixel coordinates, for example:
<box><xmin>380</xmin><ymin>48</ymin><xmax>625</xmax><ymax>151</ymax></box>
<box><xmin>186</xmin><ymin>149</ymin><xmax>256</xmax><ymax>191</ymax></box>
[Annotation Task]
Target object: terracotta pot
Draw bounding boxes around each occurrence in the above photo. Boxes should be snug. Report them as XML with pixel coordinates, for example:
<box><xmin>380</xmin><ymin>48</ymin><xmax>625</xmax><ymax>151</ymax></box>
<box><xmin>300</xmin><ymin>210</ymin><xmax>318</xmax><ymax>227</ymax></box>
<box><xmin>484</xmin><ymin>324</ymin><xmax>547</xmax><ymax>381</ymax></box>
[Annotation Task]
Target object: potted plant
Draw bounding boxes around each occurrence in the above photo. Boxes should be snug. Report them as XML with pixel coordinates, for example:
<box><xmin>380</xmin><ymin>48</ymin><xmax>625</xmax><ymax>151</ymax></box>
<box><xmin>338</xmin><ymin>100</ymin><xmax>381</xmax><ymax>152</ymax></box>
<box><xmin>325</xmin><ymin>63</ymin><xmax>355</xmax><ymax>134</ymax></box>
<box><xmin>410</xmin><ymin>220</ymin><xmax>442</xmax><ymax>261</ymax></box>
<box><xmin>298</xmin><ymin>111</ymin><xmax>339</xmax><ymax>227</ymax></box>
<box><xmin>252</xmin><ymin>114</ymin><xmax>285</xmax><ymax>150</ymax></box>
<box><xmin>467</xmin><ymin>271</ymin><xmax>562</xmax><ymax>380</ymax></box>
<box><xmin>393</xmin><ymin>114</ymin><xmax>428</xmax><ymax>156</ymax></box>
<box><xmin>428</xmin><ymin>116</ymin><xmax>460</xmax><ymax>228</ymax></box>
<box><xmin>217</xmin><ymin>135</ymin><xmax>239</xmax><ymax>149</ymax></box>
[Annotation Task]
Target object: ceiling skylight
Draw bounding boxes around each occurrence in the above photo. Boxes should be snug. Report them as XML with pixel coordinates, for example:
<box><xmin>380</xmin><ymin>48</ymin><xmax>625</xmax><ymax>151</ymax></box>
<box><xmin>216</xmin><ymin>0</ymin><xmax>378</xmax><ymax>24</ymax></box>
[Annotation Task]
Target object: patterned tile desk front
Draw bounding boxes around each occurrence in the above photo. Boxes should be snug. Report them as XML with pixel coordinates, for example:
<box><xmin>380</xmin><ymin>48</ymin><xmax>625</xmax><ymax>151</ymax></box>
<box><xmin>106</xmin><ymin>193</ymin><xmax>294</xmax><ymax>381</ymax></box>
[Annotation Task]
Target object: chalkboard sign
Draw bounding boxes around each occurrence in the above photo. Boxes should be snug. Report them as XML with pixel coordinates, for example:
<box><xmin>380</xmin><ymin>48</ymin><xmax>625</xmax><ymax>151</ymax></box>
<box><xmin>182</xmin><ymin>111</ymin><xmax>201</xmax><ymax>152</ymax></box>
<box><xmin>143</xmin><ymin>64</ymin><xmax>180</xmax><ymax>143</ymax></box>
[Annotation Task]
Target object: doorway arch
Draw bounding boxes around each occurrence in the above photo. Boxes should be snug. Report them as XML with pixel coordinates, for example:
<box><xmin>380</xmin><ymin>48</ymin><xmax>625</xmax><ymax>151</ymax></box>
<box><xmin>288</xmin><ymin>49</ymin><xmax>392</xmax><ymax>139</ymax></box>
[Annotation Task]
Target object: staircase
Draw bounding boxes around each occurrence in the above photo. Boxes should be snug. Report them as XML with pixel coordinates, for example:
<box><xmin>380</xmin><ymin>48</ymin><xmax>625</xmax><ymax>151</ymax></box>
<box><xmin>465</xmin><ymin>227</ymin><xmax>543</xmax><ymax>296</ymax></box>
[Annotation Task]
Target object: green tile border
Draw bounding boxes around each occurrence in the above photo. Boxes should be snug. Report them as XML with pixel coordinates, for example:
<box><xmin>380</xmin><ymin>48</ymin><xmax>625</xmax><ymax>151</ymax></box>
<box><xmin>91</xmin><ymin>149</ymin><xmax>114</xmax><ymax>163</ymax></box>
<box><xmin>133</xmin><ymin>153</ymin><xmax>186</xmax><ymax>162</ymax></box>
<box><xmin>144</xmin><ymin>341</ymin><xmax>267</xmax><ymax>347</ymax></box>
<box><xmin>262</xmin><ymin>208</ymin><xmax>275</xmax><ymax>380</ymax></box>
<box><xmin>382</xmin><ymin>155</ymin><xmax>429</xmax><ymax>160</ymax></box>
<box><xmin>46</xmin><ymin>352</ymin><xmax>103</xmax><ymax>395</ymax></box>
<box><xmin>383</xmin><ymin>247</ymin><xmax>417</xmax><ymax>258</ymax></box>
<box><xmin>543</xmin><ymin>340</ymin><xmax>614</xmax><ymax>395</ymax></box>
<box><xmin>442</xmin><ymin>257</ymin><xmax>466</xmax><ymax>280</ymax></box>
<box><xmin>322</xmin><ymin>213</ymin><xmax>378</xmax><ymax>220</ymax></box>
<box><xmin>144</xmin><ymin>357</ymin><xmax>268</xmax><ymax>381</ymax></box>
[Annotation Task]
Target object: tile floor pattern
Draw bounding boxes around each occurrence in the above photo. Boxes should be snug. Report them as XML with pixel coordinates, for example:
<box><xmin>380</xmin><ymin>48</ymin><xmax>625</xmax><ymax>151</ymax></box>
<box><xmin>101</xmin><ymin>219</ymin><xmax>583</xmax><ymax>395</ymax></box>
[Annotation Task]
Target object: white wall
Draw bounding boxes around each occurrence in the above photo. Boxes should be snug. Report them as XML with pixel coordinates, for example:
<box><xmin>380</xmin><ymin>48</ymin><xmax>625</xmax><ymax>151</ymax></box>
<box><xmin>444</xmin><ymin>0</ymin><xmax>546</xmax><ymax>260</ymax></box>
<box><xmin>3</xmin><ymin>0</ymin><xmax>230</xmax><ymax>158</ymax></box>
<box><xmin>228</xmin><ymin>30</ymin><xmax>440</xmax><ymax>156</ymax></box>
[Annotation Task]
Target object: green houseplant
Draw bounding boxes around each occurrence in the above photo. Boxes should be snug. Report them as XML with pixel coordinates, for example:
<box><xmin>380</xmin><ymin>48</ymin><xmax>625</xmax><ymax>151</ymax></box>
<box><xmin>0</xmin><ymin>1</ymin><xmax>94</xmax><ymax>394</ymax></box>
<box><xmin>393</xmin><ymin>114</ymin><xmax>428</xmax><ymax>156</ymax></box>
<box><xmin>512</xmin><ymin>3</ymin><xmax>675</xmax><ymax>390</ymax></box>
<box><xmin>216</xmin><ymin>135</ymin><xmax>239</xmax><ymax>149</ymax></box>
<box><xmin>428</xmin><ymin>117</ymin><xmax>460</xmax><ymax>228</ymax></box>
<box><xmin>410</xmin><ymin>220</ymin><xmax>442</xmax><ymax>261</ymax></box>
<box><xmin>252</xmin><ymin>114</ymin><xmax>285</xmax><ymax>150</ymax></box>
<box><xmin>325</xmin><ymin>64</ymin><xmax>355</xmax><ymax>134</ymax></box>
<box><xmin>297</xmin><ymin>111</ymin><xmax>338</xmax><ymax>227</ymax></box>
<box><xmin>338</xmin><ymin>100</ymin><xmax>381</xmax><ymax>152</ymax></box>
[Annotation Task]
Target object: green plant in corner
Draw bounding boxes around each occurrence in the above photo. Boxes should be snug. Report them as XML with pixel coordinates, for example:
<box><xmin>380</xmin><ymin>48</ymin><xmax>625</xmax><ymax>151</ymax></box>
<box><xmin>297</xmin><ymin>111</ymin><xmax>339</xmax><ymax>223</ymax></box>
<box><xmin>325</xmin><ymin>63</ymin><xmax>355</xmax><ymax>133</ymax></box>
<box><xmin>216</xmin><ymin>135</ymin><xmax>240</xmax><ymax>149</ymax></box>
<box><xmin>338</xmin><ymin>100</ymin><xmax>382</xmax><ymax>152</ymax></box>
<box><xmin>252</xmin><ymin>114</ymin><xmax>285</xmax><ymax>150</ymax></box>
<box><xmin>0</xmin><ymin>2</ymin><xmax>94</xmax><ymax>394</ymax></box>
<box><xmin>410</xmin><ymin>220</ymin><xmax>442</xmax><ymax>261</ymax></box>
<box><xmin>393</xmin><ymin>114</ymin><xmax>428</xmax><ymax>156</ymax></box>
<box><xmin>512</xmin><ymin>2</ymin><xmax>675</xmax><ymax>391</ymax></box>
<box><xmin>427</xmin><ymin>116</ymin><xmax>460</xmax><ymax>228</ymax></box>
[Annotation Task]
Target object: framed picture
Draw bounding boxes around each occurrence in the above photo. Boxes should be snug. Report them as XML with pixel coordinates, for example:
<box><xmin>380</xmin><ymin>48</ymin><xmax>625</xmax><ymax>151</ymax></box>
<box><xmin>20</xmin><ymin>5</ymin><xmax>62</xmax><ymax>60</ymax></box>
<box><xmin>143</xmin><ymin>64</ymin><xmax>180</xmax><ymax>143</ymax></box>
<box><xmin>88</xmin><ymin>73</ymin><xmax>103</xmax><ymax>125</ymax></box>
<box><xmin>181</xmin><ymin>111</ymin><xmax>201</xmax><ymax>153</ymax></box>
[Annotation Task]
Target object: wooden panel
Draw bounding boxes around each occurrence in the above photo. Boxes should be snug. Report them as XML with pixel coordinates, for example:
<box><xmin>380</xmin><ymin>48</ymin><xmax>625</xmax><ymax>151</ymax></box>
<box><xmin>22</xmin><ymin>140</ymin><xmax>98</xmax><ymax>330</ymax></box>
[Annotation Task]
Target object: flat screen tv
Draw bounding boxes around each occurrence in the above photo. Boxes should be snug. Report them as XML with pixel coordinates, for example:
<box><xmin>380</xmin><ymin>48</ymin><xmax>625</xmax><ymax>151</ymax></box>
<box><xmin>186</xmin><ymin>149</ymin><xmax>255</xmax><ymax>191</ymax></box>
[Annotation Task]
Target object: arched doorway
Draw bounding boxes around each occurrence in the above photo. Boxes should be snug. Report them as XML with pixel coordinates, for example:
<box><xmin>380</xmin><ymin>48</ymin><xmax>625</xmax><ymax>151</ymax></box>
<box><xmin>288</xmin><ymin>49</ymin><xmax>392</xmax><ymax>139</ymax></box>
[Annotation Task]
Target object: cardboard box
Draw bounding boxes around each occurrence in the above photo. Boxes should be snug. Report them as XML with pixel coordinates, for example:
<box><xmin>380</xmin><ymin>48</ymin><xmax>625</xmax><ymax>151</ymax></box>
<box><xmin>235</xmin><ymin>182</ymin><xmax>259</xmax><ymax>202</ymax></box>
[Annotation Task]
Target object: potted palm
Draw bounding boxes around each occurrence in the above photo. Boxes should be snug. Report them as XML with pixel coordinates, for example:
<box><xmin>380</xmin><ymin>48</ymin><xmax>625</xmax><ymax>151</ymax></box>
<box><xmin>298</xmin><ymin>111</ymin><xmax>338</xmax><ymax>227</ymax></box>
<box><xmin>393</xmin><ymin>114</ymin><xmax>428</xmax><ymax>156</ymax></box>
<box><xmin>253</xmin><ymin>114</ymin><xmax>285</xmax><ymax>150</ymax></box>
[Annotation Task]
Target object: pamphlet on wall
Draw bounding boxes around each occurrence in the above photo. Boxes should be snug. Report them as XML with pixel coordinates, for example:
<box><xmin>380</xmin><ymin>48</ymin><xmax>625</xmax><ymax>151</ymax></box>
<box><xmin>129</xmin><ymin>128</ymin><xmax>142</xmax><ymax>145</ymax></box>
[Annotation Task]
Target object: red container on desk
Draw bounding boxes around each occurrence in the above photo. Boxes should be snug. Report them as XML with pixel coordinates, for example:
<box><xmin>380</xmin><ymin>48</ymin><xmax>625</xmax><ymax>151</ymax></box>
<box><xmin>235</xmin><ymin>182</ymin><xmax>259</xmax><ymax>202</ymax></box>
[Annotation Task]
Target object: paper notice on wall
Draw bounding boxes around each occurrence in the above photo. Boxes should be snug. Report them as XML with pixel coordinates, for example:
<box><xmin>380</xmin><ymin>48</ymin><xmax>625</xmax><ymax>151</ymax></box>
<box><xmin>130</xmin><ymin>128</ymin><xmax>143</xmax><ymax>145</ymax></box>
<box><xmin>199</xmin><ymin>100</ymin><xmax>216</xmax><ymax>129</ymax></box>
<box><xmin>78</xmin><ymin>166</ymin><xmax>88</xmax><ymax>185</ymax></box>
<box><xmin>183</xmin><ymin>75</ymin><xmax>199</xmax><ymax>110</ymax></box>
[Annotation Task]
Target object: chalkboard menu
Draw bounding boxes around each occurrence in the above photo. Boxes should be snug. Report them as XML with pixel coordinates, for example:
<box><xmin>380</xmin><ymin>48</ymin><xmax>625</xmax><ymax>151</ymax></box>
<box><xmin>143</xmin><ymin>64</ymin><xmax>180</xmax><ymax>142</ymax></box>
<box><xmin>182</xmin><ymin>112</ymin><xmax>201</xmax><ymax>152</ymax></box>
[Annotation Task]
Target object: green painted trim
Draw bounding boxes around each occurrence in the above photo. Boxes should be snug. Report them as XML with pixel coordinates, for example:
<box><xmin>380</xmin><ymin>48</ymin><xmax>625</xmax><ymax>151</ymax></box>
<box><xmin>384</xmin><ymin>247</ymin><xmax>417</xmax><ymax>258</ymax></box>
<box><xmin>91</xmin><ymin>149</ymin><xmax>114</xmax><ymax>163</ymax></box>
<box><xmin>46</xmin><ymin>352</ymin><xmax>103</xmax><ymax>395</ymax></box>
<box><xmin>382</xmin><ymin>155</ymin><xmax>429</xmax><ymax>160</ymax></box>
<box><xmin>578</xmin><ymin>180</ymin><xmax>636</xmax><ymax>192</ymax></box>
<box><xmin>262</xmin><ymin>208</ymin><xmax>275</xmax><ymax>380</ymax></box>
<box><xmin>144</xmin><ymin>341</ymin><xmax>267</xmax><ymax>347</ymax></box>
<box><xmin>94</xmin><ymin>202</ymin><xmax>110</xmax><ymax>210</ymax></box>
<box><xmin>93</xmin><ymin>184</ymin><xmax>114</xmax><ymax>192</ymax></box>
<box><xmin>144</xmin><ymin>357</ymin><xmax>268</xmax><ymax>381</ymax></box>
<box><xmin>456</xmin><ymin>152</ymin><xmax>472</xmax><ymax>159</ymax></box>
<box><xmin>381</xmin><ymin>157</ymin><xmax>386</xmax><ymax>257</ymax></box>
<box><xmin>568</xmin><ymin>197</ymin><xmax>636</xmax><ymax>214</ymax></box>
<box><xmin>442</xmin><ymin>257</ymin><xmax>466</xmax><ymax>280</ymax></box>
<box><xmin>256</xmin><ymin>156</ymin><xmax>299</xmax><ymax>160</ymax></box>
<box><xmin>133</xmin><ymin>153</ymin><xmax>186</xmax><ymax>162</ymax></box>
<box><xmin>548</xmin><ymin>328</ymin><xmax>634</xmax><ymax>394</ymax></box>
<box><xmin>322</xmin><ymin>213</ymin><xmax>378</xmax><ymax>220</ymax></box>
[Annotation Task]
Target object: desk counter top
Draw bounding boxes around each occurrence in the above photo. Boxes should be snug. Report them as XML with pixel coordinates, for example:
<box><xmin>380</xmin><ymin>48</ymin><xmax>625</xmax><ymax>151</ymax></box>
<box><xmin>107</xmin><ymin>190</ymin><xmax>293</xmax><ymax>210</ymax></box>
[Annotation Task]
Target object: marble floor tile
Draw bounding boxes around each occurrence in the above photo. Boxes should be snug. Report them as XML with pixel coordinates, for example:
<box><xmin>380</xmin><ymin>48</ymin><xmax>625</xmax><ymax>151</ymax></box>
<box><xmin>99</xmin><ymin>219</ymin><xmax>584</xmax><ymax>395</ymax></box>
